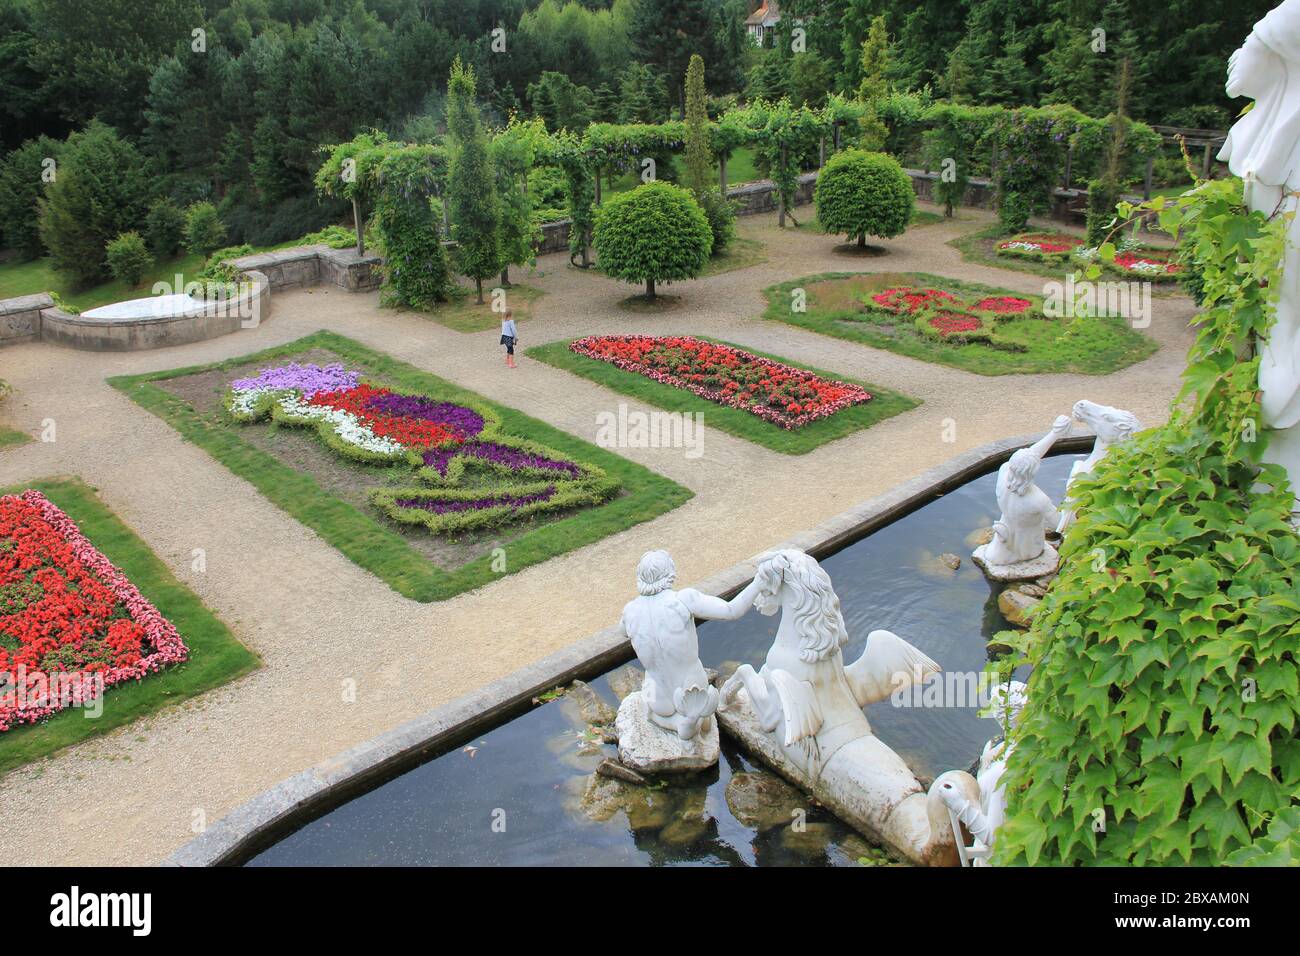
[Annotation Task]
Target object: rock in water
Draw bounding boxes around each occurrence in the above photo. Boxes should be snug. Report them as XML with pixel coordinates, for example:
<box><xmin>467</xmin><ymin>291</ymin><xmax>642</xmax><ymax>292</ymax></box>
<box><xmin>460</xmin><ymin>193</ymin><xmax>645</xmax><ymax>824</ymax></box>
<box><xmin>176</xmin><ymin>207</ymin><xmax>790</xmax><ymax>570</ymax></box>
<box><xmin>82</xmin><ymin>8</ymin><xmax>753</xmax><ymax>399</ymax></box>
<box><xmin>596</xmin><ymin>758</ymin><xmax>646</xmax><ymax>785</ymax></box>
<box><xmin>565</xmin><ymin>679</ymin><xmax>617</xmax><ymax>726</ymax></box>
<box><xmin>606</xmin><ymin>665</ymin><xmax>645</xmax><ymax>702</ymax></box>
<box><xmin>939</xmin><ymin>553</ymin><xmax>962</xmax><ymax>570</ymax></box>
<box><xmin>725</xmin><ymin>771</ymin><xmax>809</xmax><ymax>832</ymax></box>
<box><xmin>998</xmin><ymin>588</ymin><xmax>1041</xmax><ymax>628</ymax></box>
<box><xmin>615</xmin><ymin>691</ymin><xmax>719</xmax><ymax>773</ymax></box>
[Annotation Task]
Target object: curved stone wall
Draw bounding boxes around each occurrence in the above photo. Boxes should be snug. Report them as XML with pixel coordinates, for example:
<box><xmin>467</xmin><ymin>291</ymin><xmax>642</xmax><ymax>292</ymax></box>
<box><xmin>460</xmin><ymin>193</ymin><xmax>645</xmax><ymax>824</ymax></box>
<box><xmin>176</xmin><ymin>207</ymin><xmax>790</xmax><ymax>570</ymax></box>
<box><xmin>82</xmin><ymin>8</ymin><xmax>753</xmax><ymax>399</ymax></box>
<box><xmin>39</xmin><ymin>271</ymin><xmax>271</xmax><ymax>351</ymax></box>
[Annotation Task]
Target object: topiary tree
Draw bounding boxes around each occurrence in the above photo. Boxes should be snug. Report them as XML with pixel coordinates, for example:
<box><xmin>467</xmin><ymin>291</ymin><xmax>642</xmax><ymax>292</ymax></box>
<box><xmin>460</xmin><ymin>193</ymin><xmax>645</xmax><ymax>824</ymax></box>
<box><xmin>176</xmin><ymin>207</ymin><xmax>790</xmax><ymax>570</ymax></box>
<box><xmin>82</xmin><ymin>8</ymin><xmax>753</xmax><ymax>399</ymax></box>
<box><xmin>683</xmin><ymin>53</ymin><xmax>735</xmax><ymax>254</ymax></box>
<box><xmin>143</xmin><ymin>197</ymin><xmax>185</xmax><ymax>257</ymax></box>
<box><xmin>592</xmin><ymin>181</ymin><xmax>711</xmax><ymax>300</ymax></box>
<box><xmin>446</xmin><ymin>57</ymin><xmax>502</xmax><ymax>304</ymax></box>
<box><xmin>184</xmin><ymin>201</ymin><xmax>227</xmax><ymax>257</ymax></box>
<box><xmin>105</xmin><ymin>231</ymin><xmax>153</xmax><ymax>287</ymax></box>
<box><xmin>813</xmin><ymin>148</ymin><xmax>914</xmax><ymax>247</ymax></box>
<box><xmin>37</xmin><ymin>121</ymin><xmax>151</xmax><ymax>285</ymax></box>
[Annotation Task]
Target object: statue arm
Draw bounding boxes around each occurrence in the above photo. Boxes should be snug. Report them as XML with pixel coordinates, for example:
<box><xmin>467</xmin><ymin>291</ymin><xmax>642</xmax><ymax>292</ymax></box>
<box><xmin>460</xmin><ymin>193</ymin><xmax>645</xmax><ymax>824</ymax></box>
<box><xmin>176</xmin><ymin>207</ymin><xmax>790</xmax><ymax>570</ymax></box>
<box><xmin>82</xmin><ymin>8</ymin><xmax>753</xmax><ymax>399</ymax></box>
<box><xmin>681</xmin><ymin>578</ymin><xmax>761</xmax><ymax>621</ymax></box>
<box><xmin>1025</xmin><ymin>415</ymin><xmax>1073</xmax><ymax>462</ymax></box>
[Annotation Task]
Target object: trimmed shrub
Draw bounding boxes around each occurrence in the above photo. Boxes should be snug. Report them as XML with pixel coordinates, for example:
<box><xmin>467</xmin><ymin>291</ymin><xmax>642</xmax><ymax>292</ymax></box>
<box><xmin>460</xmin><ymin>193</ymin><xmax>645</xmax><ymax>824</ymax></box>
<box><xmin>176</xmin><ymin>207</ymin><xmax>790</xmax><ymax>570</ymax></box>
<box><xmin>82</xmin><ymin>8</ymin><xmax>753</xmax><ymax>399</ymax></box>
<box><xmin>184</xmin><ymin>201</ymin><xmax>227</xmax><ymax>257</ymax></box>
<box><xmin>696</xmin><ymin>188</ymin><xmax>737</xmax><ymax>254</ymax></box>
<box><xmin>144</xmin><ymin>198</ymin><xmax>186</xmax><ymax>257</ymax></box>
<box><xmin>1085</xmin><ymin>178</ymin><xmax>1121</xmax><ymax>248</ymax></box>
<box><xmin>813</xmin><ymin>149</ymin><xmax>914</xmax><ymax>247</ymax></box>
<box><xmin>372</xmin><ymin>150</ymin><xmax>452</xmax><ymax>310</ymax></box>
<box><xmin>592</xmin><ymin>181</ymin><xmax>712</xmax><ymax>299</ymax></box>
<box><xmin>105</xmin><ymin>231</ymin><xmax>153</xmax><ymax>287</ymax></box>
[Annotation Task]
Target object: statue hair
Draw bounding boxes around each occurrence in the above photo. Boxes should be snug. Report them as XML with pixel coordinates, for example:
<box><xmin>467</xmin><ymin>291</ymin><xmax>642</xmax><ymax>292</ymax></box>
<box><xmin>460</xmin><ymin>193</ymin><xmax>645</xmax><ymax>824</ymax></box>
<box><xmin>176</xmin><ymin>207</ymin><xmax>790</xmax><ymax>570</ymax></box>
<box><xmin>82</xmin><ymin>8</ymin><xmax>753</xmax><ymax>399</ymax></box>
<box><xmin>754</xmin><ymin>550</ymin><xmax>848</xmax><ymax>663</ymax></box>
<box><xmin>636</xmin><ymin>550</ymin><xmax>677</xmax><ymax>596</ymax></box>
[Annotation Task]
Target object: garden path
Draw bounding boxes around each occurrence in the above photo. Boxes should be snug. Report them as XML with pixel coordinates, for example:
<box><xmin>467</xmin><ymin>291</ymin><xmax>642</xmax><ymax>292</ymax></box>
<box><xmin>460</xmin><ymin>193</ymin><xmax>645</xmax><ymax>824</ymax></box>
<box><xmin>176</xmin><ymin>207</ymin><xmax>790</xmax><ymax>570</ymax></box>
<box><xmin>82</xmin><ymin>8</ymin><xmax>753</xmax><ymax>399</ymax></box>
<box><xmin>0</xmin><ymin>202</ymin><xmax>1196</xmax><ymax>864</ymax></box>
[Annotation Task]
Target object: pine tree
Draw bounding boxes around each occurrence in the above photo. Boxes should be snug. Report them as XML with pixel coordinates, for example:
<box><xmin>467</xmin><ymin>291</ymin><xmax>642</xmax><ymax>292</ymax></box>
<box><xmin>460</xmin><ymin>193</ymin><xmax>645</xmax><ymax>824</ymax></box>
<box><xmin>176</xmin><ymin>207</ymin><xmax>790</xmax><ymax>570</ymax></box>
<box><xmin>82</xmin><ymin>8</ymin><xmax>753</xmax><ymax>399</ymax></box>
<box><xmin>683</xmin><ymin>55</ymin><xmax>711</xmax><ymax>194</ymax></box>
<box><xmin>593</xmin><ymin>83</ymin><xmax>619</xmax><ymax>124</ymax></box>
<box><xmin>446</xmin><ymin>57</ymin><xmax>502</xmax><ymax>304</ymax></box>
<box><xmin>857</xmin><ymin>16</ymin><xmax>892</xmax><ymax>105</ymax></box>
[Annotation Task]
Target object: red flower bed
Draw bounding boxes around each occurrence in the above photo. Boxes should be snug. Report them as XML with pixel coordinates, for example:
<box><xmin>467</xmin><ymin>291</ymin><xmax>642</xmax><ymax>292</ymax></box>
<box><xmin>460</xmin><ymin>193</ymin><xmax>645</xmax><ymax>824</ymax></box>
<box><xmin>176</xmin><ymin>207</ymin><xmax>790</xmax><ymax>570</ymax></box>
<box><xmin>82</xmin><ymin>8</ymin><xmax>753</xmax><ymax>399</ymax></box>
<box><xmin>871</xmin><ymin>287</ymin><xmax>958</xmax><ymax>314</ymax></box>
<box><xmin>927</xmin><ymin>311</ymin><xmax>985</xmax><ymax>337</ymax></box>
<box><xmin>973</xmin><ymin>295</ymin><xmax>1033</xmax><ymax>314</ymax></box>
<box><xmin>0</xmin><ymin>491</ymin><xmax>186</xmax><ymax>731</ymax></box>
<box><xmin>306</xmin><ymin>384</ymin><xmax>466</xmax><ymax>448</ymax></box>
<box><xmin>1114</xmin><ymin>251</ymin><xmax>1181</xmax><ymax>275</ymax></box>
<box><xmin>997</xmin><ymin>233</ymin><xmax>1084</xmax><ymax>255</ymax></box>
<box><xmin>570</xmin><ymin>335</ymin><xmax>872</xmax><ymax>429</ymax></box>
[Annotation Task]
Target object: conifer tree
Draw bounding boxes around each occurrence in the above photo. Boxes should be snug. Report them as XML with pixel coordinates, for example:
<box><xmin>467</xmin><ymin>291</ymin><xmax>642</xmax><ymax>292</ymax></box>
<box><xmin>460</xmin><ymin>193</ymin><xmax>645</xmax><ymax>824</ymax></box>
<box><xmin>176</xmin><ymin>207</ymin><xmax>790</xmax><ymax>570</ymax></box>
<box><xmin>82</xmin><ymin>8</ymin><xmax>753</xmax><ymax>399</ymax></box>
<box><xmin>446</xmin><ymin>57</ymin><xmax>502</xmax><ymax>304</ymax></box>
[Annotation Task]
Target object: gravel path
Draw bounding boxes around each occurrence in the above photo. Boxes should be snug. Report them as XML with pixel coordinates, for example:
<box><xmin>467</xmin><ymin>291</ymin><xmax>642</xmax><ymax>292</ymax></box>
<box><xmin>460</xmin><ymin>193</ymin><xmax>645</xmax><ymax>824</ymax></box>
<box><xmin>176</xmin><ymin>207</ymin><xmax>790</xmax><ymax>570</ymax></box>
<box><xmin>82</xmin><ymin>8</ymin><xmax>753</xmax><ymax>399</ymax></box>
<box><xmin>0</xmin><ymin>203</ymin><xmax>1196</xmax><ymax>864</ymax></box>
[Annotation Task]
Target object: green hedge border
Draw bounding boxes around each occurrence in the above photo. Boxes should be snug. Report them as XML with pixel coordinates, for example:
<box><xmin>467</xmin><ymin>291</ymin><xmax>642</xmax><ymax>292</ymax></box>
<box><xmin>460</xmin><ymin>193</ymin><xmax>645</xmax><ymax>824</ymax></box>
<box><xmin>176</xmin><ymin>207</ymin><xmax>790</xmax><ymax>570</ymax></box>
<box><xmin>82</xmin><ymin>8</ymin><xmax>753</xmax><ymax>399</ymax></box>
<box><xmin>527</xmin><ymin>335</ymin><xmax>920</xmax><ymax>455</ymax></box>
<box><xmin>0</xmin><ymin>476</ymin><xmax>258</xmax><ymax>774</ymax></box>
<box><xmin>109</xmin><ymin>330</ymin><xmax>693</xmax><ymax>602</ymax></box>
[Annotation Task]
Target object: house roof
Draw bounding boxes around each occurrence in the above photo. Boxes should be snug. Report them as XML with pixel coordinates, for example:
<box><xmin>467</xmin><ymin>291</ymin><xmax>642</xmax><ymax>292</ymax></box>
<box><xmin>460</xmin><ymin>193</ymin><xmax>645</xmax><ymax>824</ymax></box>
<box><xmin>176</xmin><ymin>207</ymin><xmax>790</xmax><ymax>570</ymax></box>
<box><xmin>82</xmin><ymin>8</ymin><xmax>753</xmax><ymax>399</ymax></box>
<box><xmin>744</xmin><ymin>1</ymin><xmax>781</xmax><ymax>27</ymax></box>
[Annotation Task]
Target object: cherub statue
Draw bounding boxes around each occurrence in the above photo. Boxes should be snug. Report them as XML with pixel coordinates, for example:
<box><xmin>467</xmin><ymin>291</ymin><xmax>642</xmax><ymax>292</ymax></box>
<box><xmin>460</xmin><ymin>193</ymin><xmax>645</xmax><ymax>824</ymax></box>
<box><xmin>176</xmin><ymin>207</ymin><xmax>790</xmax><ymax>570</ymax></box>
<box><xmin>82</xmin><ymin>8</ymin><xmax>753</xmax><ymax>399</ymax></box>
<box><xmin>977</xmin><ymin>415</ymin><xmax>1072</xmax><ymax>569</ymax></box>
<box><xmin>1057</xmin><ymin>400</ymin><xmax>1142</xmax><ymax>532</ymax></box>
<box><xmin>619</xmin><ymin>550</ymin><xmax>760</xmax><ymax>741</ymax></box>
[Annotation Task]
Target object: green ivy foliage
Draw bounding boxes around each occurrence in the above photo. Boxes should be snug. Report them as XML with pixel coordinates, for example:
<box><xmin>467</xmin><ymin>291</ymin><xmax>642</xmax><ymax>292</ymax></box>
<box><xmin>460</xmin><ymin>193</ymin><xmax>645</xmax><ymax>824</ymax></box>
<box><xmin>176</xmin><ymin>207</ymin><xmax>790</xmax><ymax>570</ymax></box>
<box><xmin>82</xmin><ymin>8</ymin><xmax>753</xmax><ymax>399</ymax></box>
<box><xmin>372</xmin><ymin>148</ymin><xmax>452</xmax><ymax>310</ymax></box>
<box><xmin>591</xmin><ymin>181</ymin><xmax>711</xmax><ymax>298</ymax></box>
<box><xmin>813</xmin><ymin>149</ymin><xmax>913</xmax><ymax>246</ymax></box>
<box><xmin>993</xmin><ymin>178</ymin><xmax>1300</xmax><ymax>866</ymax></box>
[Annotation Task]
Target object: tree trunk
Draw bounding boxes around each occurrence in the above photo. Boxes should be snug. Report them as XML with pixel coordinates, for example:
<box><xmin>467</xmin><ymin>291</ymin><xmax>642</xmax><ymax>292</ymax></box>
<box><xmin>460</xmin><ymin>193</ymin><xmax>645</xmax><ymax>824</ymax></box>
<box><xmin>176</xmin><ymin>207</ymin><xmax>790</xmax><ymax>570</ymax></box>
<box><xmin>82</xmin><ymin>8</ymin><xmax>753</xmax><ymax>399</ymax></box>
<box><xmin>475</xmin><ymin>277</ymin><xmax>484</xmax><ymax>304</ymax></box>
<box><xmin>645</xmin><ymin>276</ymin><xmax>656</xmax><ymax>300</ymax></box>
<box><xmin>352</xmin><ymin>197</ymin><xmax>365</xmax><ymax>256</ymax></box>
<box><xmin>719</xmin><ymin>154</ymin><xmax>728</xmax><ymax>196</ymax></box>
<box><xmin>500</xmin><ymin>266</ymin><xmax>511</xmax><ymax>288</ymax></box>
<box><xmin>595</xmin><ymin>169</ymin><xmax>602</xmax><ymax>205</ymax></box>
<box><xmin>858</xmin><ymin>233</ymin><xmax>866</xmax><ymax>248</ymax></box>
<box><xmin>778</xmin><ymin>145</ymin><xmax>788</xmax><ymax>228</ymax></box>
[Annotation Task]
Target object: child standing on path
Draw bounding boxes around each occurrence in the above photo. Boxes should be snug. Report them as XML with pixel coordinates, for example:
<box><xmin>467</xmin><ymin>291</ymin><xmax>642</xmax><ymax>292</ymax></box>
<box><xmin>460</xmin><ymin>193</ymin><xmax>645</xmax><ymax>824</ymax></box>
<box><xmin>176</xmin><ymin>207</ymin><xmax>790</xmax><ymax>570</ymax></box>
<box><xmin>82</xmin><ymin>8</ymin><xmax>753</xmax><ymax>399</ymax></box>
<box><xmin>500</xmin><ymin>310</ymin><xmax>518</xmax><ymax>368</ymax></box>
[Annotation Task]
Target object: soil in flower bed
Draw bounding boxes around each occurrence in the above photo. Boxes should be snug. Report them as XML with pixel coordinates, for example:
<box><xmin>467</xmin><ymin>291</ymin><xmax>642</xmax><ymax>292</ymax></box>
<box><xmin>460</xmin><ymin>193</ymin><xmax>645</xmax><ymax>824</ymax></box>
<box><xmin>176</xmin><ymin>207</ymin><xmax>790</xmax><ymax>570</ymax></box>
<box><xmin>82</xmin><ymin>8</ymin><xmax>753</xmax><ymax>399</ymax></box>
<box><xmin>763</xmin><ymin>271</ymin><xmax>1157</xmax><ymax>376</ymax></box>
<box><xmin>121</xmin><ymin>331</ymin><xmax>690</xmax><ymax>602</ymax></box>
<box><xmin>159</xmin><ymin>348</ymin><xmax>609</xmax><ymax>570</ymax></box>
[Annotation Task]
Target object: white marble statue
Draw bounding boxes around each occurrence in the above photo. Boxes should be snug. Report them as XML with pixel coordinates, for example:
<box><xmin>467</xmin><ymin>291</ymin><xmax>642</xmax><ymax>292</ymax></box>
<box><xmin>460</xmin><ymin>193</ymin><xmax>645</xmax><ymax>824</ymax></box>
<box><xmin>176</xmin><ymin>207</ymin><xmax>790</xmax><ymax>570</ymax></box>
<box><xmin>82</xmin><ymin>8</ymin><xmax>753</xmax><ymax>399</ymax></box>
<box><xmin>972</xmin><ymin>416</ymin><xmax>1072</xmax><ymax>579</ymax></box>
<box><xmin>1220</xmin><ymin>0</ymin><xmax>1300</xmax><ymax>517</ymax></box>
<box><xmin>1056</xmin><ymin>400</ymin><xmax>1142</xmax><ymax>533</ymax></box>
<box><xmin>615</xmin><ymin>551</ymin><xmax>761</xmax><ymax>772</ymax></box>
<box><xmin>936</xmin><ymin>681</ymin><xmax>1028</xmax><ymax>867</ymax></box>
<box><xmin>715</xmin><ymin>549</ymin><xmax>966</xmax><ymax>865</ymax></box>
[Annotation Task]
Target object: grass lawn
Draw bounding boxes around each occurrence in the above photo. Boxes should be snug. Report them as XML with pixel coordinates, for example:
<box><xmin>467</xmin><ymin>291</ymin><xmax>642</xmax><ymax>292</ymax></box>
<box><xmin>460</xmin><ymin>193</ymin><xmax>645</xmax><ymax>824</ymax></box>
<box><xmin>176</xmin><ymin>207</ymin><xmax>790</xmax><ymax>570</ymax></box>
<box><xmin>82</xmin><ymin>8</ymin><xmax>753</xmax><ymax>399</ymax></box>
<box><xmin>527</xmin><ymin>336</ymin><xmax>920</xmax><ymax>455</ymax></box>
<box><xmin>0</xmin><ymin>426</ymin><xmax>31</xmax><ymax>450</ymax></box>
<box><xmin>407</xmin><ymin>283</ymin><xmax>544</xmax><ymax>333</ymax></box>
<box><xmin>0</xmin><ymin>251</ymin><xmax>211</xmax><ymax>312</ymax></box>
<box><xmin>700</xmin><ymin>236</ymin><xmax>767</xmax><ymax>276</ymax></box>
<box><xmin>110</xmin><ymin>331</ymin><xmax>692</xmax><ymax>602</ymax></box>
<box><xmin>949</xmin><ymin>224</ymin><xmax>1181</xmax><ymax>287</ymax></box>
<box><xmin>0</xmin><ymin>476</ymin><xmax>258</xmax><ymax>774</ymax></box>
<box><xmin>760</xmin><ymin>271</ymin><xmax>1158</xmax><ymax>376</ymax></box>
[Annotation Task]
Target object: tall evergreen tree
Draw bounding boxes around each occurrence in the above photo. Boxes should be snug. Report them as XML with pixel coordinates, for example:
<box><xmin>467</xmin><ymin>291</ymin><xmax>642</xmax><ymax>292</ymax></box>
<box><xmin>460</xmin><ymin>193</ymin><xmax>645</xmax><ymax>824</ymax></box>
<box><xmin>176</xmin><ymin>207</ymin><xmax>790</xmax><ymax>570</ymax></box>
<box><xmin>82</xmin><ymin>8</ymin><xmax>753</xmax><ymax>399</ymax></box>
<box><xmin>446</xmin><ymin>57</ymin><xmax>502</xmax><ymax>304</ymax></box>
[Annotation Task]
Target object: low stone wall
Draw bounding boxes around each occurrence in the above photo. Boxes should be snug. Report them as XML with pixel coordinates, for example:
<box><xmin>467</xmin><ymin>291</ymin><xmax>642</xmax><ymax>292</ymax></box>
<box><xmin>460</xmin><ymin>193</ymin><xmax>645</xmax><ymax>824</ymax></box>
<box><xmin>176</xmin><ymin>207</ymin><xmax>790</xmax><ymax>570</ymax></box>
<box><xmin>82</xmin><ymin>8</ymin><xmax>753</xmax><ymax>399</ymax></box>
<box><xmin>904</xmin><ymin>168</ymin><xmax>1087</xmax><ymax>222</ymax></box>
<box><xmin>0</xmin><ymin>292</ymin><xmax>52</xmax><ymax>347</ymax></box>
<box><xmin>37</xmin><ymin>271</ymin><xmax>271</xmax><ymax>352</ymax></box>
<box><xmin>726</xmin><ymin>171</ymin><xmax>819</xmax><ymax>216</ymax></box>
<box><xmin>227</xmin><ymin>245</ymin><xmax>383</xmax><ymax>293</ymax></box>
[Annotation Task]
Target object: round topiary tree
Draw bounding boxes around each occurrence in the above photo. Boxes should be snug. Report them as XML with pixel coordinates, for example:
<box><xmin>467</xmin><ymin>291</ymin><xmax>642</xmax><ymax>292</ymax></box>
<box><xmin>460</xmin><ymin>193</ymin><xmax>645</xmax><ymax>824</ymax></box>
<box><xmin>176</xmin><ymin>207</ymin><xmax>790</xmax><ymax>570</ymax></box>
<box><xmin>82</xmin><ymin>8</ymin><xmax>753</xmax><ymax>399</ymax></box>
<box><xmin>105</xmin><ymin>231</ymin><xmax>153</xmax><ymax>287</ymax></box>
<box><xmin>592</xmin><ymin>181</ymin><xmax>712</xmax><ymax>300</ymax></box>
<box><xmin>814</xmin><ymin>149</ymin><xmax>914</xmax><ymax>248</ymax></box>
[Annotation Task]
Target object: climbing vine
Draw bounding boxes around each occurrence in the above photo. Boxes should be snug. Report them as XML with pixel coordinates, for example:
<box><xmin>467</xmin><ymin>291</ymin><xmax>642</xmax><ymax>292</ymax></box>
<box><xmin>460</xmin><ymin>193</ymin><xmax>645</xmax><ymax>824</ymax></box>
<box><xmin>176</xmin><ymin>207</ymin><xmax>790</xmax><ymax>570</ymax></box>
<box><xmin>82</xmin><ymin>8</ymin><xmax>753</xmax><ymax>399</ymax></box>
<box><xmin>991</xmin><ymin>177</ymin><xmax>1300</xmax><ymax>865</ymax></box>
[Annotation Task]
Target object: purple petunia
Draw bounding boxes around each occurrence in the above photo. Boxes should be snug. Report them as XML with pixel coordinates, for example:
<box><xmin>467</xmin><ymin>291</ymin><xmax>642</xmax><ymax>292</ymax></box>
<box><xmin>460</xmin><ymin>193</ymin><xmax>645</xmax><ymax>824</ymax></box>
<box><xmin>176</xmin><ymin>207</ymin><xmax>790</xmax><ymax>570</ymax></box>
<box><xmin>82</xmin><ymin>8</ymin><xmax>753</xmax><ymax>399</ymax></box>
<box><xmin>397</xmin><ymin>486</ymin><xmax>557</xmax><ymax>514</ymax></box>
<box><xmin>231</xmin><ymin>362</ymin><xmax>359</xmax><ymax>398</ymax></box>
<box><xmin>421</xmin><ymin>441</ymin><xmax>581</xmax><ymax>478</ymax></box>
<box><xmin>363</xmin><ymin>392</ymin><xmax>487</xmax><ymax>437</ymax></box>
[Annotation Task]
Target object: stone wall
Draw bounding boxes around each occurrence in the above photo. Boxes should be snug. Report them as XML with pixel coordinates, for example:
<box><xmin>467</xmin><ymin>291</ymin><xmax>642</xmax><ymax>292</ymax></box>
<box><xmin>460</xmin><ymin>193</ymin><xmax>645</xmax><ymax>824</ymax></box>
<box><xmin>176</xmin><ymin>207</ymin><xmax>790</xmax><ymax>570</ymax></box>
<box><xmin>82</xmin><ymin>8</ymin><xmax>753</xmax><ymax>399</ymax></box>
<box><xmin>0</xmin><ymin>273</ymin><xmax>271</xmax><ymax>352</ymax></box>
<box><xmin>227</xmin><ymin>245</ymin><xmax>383</xmax><ymax>293</ymax></box>
<box><xmin>726</xmin><ymin>171</ymin><xmax>819</xmax><ymax>216</ymax></box>
<box><xmin>0</xmin><ymin>293</ymin><xmax>52</xmax><ymax>347</ymax></box>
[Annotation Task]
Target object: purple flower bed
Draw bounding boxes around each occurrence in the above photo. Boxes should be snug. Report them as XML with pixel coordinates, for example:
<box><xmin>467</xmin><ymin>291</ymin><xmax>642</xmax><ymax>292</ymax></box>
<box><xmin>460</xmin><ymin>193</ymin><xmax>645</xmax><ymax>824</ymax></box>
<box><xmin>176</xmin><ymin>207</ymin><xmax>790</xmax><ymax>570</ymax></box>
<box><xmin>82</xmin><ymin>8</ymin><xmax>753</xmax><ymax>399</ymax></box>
<box><xmin>231</xmin><ymin>362</ymin><xmax>359</xmax><ymax>398</ymax></box>
<box><xmin>421</xmin><ymin>441</ymin><xmax>583</xmax><ymax>478</ymax></box>
<box><xmin>363</xmin><ymin>393</ymin><xmax>486</xmax><ymax>437</ymax></box>
<box><xmin>396</xmin><ymin>486</ymin><xmax>558</xmax><ymax>514</ymax></box>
